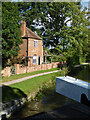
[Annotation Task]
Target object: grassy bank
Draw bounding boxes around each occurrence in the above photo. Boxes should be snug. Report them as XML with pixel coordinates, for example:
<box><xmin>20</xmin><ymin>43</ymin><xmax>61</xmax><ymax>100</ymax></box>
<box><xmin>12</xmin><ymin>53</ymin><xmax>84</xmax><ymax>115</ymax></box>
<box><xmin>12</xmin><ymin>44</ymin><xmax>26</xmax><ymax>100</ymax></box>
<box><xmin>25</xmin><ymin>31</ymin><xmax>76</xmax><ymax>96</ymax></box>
<box><xmin>3</xmin><ymin>68</ymin><xmax>68</xmax><ymax>102</ymax></box>
<box><xmin>10</xmin><ymin>72</ymin><xmax>59</xmax><ymax>95</ymax></box>
<box><xmin>2</xmin><ymin>68</ymin><xmax>59</xmax><ymax>83</ymax></box>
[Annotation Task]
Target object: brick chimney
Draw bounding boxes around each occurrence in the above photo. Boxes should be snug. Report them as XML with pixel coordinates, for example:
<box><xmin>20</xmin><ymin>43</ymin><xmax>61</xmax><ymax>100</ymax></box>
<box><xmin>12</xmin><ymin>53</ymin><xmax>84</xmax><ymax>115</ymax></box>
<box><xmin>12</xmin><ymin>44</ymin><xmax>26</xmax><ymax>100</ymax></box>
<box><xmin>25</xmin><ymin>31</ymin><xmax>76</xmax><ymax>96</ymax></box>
<box><xmin>21</xmin><ymin>20</ymin><xmax>26</xmax><ymax>37</ymax></box>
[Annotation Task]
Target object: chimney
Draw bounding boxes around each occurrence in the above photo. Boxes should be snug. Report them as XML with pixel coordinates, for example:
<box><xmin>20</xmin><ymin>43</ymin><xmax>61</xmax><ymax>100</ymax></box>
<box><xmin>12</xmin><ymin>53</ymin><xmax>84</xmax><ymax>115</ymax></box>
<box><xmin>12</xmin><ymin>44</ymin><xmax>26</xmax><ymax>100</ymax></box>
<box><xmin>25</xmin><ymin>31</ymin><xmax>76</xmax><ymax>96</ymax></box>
<box><xmin>21</xmin><ymin>20</ymin><xmax>26</xmax><ymax>37</ymax></box>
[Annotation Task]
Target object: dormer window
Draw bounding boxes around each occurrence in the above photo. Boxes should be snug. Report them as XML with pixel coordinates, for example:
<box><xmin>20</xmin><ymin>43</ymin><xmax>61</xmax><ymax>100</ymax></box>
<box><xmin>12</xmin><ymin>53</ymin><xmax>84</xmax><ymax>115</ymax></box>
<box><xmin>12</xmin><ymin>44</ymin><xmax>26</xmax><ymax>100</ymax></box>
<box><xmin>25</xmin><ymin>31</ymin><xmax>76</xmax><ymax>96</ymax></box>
<box><xmin>34</xmin><ymin>40</ymin><xmax>38</xmax><ymax>47</ymax></box>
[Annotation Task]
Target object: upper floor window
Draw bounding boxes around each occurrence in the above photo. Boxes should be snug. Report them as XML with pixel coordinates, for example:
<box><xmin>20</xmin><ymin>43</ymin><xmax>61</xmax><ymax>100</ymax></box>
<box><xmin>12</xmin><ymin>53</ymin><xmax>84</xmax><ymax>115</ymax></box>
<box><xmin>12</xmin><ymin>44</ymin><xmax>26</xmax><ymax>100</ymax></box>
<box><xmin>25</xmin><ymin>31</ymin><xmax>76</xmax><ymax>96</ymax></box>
<box><xmin>34</xmin><ymin>40</ymin><xmax>38</xmax><ymax>47</ymax></box>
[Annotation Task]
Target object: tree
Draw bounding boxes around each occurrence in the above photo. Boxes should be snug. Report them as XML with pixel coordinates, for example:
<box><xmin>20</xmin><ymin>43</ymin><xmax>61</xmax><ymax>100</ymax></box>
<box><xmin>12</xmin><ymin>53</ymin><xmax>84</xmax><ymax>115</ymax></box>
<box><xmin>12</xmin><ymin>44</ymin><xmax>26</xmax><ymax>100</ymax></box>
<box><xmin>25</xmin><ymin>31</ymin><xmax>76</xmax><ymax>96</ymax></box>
<box><xmin>2</xmin><ymin>2</ymin><xmax>22</xmax><ymax>68</ymax></box>
<box><xmin>68</xmin><ymin>2</ymin><xmax>88</xmax><ymax>64</ymax></box>
<box><xmin>37</xmin><ymin>2</ymin><xmax>88</xmax><ymax>64</ymax></box>
<box><xmin>13</xmin><ymin>2</ymin><xmax>88</xmax><ymax>65</ymax></box>
<box><xmin>86</xmin><ymin>2</ymin><xmax>90</xmax><ymax>62</ymax></box>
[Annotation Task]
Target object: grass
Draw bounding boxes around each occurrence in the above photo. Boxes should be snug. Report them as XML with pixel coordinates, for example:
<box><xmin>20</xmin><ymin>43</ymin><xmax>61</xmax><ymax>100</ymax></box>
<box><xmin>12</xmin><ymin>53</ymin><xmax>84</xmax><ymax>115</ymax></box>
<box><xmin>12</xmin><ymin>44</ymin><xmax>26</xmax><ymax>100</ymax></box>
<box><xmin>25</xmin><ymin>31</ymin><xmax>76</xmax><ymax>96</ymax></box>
<box><xmin>3</xmin><ymin>68</ymin><xmax>67</xmax><ymax>102</ymax></box>
<box><xmin>9</xmin><ymin>72</ymin><xmax>59</xmax><ymax>96</ymax></box>
<box><xmin>9</xmin><ymin>69</ymin><xmax>66</xmax><ymax>95</ymax></box>
<box><xmin>2</xmin><ymin>85</ymin><xmax>27</xmax><ymax>103</ymax></box>
<box><xmin>2</xmin><ymin>68</ymin><xmax>59</xmax><ymax>83</ymax></box>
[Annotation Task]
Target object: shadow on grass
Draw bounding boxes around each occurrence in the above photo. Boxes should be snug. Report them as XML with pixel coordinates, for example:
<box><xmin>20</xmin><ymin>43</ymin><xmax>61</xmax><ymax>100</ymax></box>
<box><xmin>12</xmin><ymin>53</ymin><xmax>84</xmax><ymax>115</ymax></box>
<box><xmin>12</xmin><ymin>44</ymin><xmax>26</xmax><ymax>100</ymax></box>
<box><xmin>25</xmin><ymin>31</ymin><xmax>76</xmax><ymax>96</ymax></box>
<box><xmin>2</xmin><ymin>85</ymin><xmax>27</xmax><ymax>103</ymax></box>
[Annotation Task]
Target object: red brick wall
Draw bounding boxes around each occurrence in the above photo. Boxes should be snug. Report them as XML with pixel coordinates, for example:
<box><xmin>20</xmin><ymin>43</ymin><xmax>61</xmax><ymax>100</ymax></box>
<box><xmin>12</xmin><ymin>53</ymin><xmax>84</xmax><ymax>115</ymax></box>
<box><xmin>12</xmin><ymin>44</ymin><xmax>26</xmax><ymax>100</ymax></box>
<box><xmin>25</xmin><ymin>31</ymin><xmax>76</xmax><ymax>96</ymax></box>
<box><xmin>15</xmin><ymin>62</ymin><xmax>60</xmax><ymax>75</ymax></box>
<box><xmin>28</xmin><ymin>38</ymin><xmax>43</xmax><ymax>65</ymax></box>
<box><xmin>18</xmin><ymin>38</ymin><xmax>43</xmax><ymax>66</ymax></box>
<box><xmin>1</xmin><ymin>67</ymin><xmax>11</xmax><ymax>77</ymax></box>
<box><xmin>19</xmin><ymin>38</ymin><xmax>27</xmax><ymax>57</ymax></box>
<box><xmin>2</xmin><ymin>62</ymin><xmax>62</xmax><ymax>77</ymax></box>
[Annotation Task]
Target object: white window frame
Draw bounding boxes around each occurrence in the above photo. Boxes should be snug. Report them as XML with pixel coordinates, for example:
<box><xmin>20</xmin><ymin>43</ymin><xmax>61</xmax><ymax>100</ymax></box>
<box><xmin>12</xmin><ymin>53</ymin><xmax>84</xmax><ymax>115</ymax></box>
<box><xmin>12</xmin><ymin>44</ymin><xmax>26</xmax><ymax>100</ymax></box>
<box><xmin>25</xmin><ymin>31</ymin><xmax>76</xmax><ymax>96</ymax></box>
<box><xmin>34</xmin><ymin>40</ymin><xmax>38</xmax><ymax>47</ymax></box>
<box><xmin>33</xmin><ymin>55</ymin><xmax>37</xmax><ymax>64</ymax></box>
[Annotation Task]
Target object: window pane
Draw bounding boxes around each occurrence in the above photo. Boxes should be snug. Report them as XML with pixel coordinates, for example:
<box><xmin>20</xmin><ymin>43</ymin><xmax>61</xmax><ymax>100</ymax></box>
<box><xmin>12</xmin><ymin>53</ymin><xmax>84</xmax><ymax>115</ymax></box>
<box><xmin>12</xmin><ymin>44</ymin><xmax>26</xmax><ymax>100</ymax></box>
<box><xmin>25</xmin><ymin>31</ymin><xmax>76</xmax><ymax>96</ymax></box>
<box><xmin>34</xmin><ymin>41</ymin><xmax>38</xmax><ymax>47</ymax></box>
<box><xmin>33</xmin><ymin>55</ymin><xmax>37</xmax><ymax>64</ymax></box>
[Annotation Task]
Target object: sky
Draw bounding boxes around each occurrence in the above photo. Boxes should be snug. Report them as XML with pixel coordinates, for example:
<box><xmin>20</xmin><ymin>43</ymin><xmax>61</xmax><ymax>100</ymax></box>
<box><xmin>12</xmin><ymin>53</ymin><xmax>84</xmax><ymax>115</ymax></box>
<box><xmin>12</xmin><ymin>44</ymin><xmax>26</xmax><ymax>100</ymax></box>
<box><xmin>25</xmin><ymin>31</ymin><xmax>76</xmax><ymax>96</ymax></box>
<box><xmin>81</xmin><ymin>0</ymin><xmax>89</xmax><ymax>8</ymax></box>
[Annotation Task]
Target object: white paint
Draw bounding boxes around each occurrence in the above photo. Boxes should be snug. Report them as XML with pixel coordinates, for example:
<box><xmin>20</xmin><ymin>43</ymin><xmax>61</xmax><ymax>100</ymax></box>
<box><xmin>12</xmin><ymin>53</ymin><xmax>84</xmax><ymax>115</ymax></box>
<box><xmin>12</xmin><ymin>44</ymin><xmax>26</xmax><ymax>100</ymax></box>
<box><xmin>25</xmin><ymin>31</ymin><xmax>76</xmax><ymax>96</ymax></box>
<box><xmin>56</xmin><ymin>76</ymin><xmax>90</xmax><ymax>102</ymax></box>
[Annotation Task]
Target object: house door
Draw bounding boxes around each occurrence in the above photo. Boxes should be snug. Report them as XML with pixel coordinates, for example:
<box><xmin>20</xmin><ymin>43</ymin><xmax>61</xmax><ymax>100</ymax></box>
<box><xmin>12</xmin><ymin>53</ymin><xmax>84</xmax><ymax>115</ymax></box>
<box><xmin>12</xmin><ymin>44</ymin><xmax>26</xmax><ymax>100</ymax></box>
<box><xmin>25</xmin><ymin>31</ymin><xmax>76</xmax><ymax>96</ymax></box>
<box><xmin>38</xmin><ymin>56</ymin><xmax>40</xmax><ymax>65</ymax></box>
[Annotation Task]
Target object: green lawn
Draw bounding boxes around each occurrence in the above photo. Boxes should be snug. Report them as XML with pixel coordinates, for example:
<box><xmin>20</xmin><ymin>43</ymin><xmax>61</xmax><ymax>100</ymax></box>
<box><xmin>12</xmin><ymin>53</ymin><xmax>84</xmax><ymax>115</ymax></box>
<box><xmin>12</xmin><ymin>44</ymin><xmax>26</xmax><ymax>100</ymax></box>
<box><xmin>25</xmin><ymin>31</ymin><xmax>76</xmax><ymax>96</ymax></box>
<box><xmin>10</xmin><ymin>72</ymin><xmax>59</xmax><ymax>95</ymax></box>
<box><xmin>2</xmin><ymin>68</ymin><xmax>59</xmax><ymax>83</ymax></box>
<box><xmin>3</xmin><ymin>69</ymin><xmax>66</xmax><ymax>103</ymax></box>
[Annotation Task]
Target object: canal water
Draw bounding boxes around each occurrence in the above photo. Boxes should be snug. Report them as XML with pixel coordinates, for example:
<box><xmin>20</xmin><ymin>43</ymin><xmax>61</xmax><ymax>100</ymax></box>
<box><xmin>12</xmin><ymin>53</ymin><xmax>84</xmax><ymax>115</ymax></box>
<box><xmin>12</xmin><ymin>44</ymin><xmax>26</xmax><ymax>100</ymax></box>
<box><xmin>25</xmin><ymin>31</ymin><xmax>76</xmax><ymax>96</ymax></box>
<box><xmin>9</xmin><ymin>89</ymin><xmax>75</xmax><ymax>120</ymax></box>
<box><xmin>9</xmin><ymin>65</ymin><xmax>90</xmax><ymax>120</ymax></box>
<box><xmin>68</xmin><ymin>64</ymin><xmax>90</xmax><ymax>82</ymax></box>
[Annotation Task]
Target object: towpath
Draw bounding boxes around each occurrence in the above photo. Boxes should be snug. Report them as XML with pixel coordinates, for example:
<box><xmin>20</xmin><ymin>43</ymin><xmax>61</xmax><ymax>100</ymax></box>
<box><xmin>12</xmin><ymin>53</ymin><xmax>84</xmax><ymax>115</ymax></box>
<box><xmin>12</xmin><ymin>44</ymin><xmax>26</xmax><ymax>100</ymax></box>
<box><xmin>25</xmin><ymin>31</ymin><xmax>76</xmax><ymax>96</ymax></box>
<box><xmin>1</xmin><ymin>70</ymin><xmax>58</xmax><ymax>86</ymax></box>
<box><xmin>74</xmin><ymin>62</ymin><xmax>89</xmax><ymax>67</ymax></box>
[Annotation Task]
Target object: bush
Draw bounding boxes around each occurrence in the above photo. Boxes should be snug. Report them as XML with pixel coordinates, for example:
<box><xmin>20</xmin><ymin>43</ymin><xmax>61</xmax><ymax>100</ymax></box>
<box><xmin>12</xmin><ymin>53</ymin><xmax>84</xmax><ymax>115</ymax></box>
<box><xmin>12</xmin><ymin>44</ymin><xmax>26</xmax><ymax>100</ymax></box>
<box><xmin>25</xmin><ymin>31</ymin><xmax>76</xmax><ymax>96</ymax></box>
<box><xmin>52</xmin><ymin>55</ymin><xmax>66</xmax><ymax>62</ymax></box>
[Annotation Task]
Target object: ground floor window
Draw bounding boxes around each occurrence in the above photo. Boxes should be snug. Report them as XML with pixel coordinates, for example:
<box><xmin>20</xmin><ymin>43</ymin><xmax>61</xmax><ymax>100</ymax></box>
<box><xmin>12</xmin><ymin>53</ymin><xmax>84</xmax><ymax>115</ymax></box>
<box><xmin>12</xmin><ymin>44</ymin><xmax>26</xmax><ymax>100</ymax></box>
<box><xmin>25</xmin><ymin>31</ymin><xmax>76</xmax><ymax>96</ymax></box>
<box><xmin>33</xmin><ymin>55</ymin><xmax>37</xmax><ymax>64</ymax></box>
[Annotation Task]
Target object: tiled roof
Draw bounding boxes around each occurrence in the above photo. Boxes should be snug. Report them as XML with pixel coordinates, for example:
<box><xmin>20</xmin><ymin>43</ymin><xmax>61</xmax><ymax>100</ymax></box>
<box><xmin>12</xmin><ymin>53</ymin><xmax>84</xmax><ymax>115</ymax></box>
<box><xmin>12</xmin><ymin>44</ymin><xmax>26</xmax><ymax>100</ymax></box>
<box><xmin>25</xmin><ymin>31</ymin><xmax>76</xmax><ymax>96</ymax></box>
<box><xmin>24</xmin><ymin>27</ymin><xmax>42</xmax><ymax>40</ymax></box>
<box><xmin>21</xmin><ymin>20</ymin><xmax>42</xmax><ymax>40</ymax></box>
<box><xmin>21</xmin><ymin>26</ymin><xmax>42</xmax><ymax>40</ymax></box>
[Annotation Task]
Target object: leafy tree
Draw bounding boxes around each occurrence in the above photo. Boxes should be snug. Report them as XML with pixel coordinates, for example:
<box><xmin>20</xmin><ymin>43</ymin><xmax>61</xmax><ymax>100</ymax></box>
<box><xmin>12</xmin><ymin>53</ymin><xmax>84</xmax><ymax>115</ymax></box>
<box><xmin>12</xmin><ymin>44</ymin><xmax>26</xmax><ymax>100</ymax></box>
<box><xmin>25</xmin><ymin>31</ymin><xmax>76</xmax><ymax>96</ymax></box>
<box><xmin>17</xmin><ymin>2</ymin><xmax>46</xmax><ymax>31</ymax></box>
<box><xmin>18</xmin><ymin>2</ymin><xmax>88</xmax><ymax>65</ymax></box>
<box><xmin>2</xmin><ymin>2</ymin><xmax>88</xmax><ymax>67</ymax></box>
<box><xmin>2</xmin><ymin>2</ymin><xmax>22</xmax><ymax>68</ymax></box>
<box><xmin>68</xmin><ymin>3</ymin><xmax>88</xmax><ymax>64</ymax></box>
<box><xmin>38</xmin><ymin>2</ymin><xmax>88</xmax><ymax>64</ymax></box>
<box><xmin>86</xmin><ymin>3</ymin><xmax>90</xmax><ymax>62</ymax></box>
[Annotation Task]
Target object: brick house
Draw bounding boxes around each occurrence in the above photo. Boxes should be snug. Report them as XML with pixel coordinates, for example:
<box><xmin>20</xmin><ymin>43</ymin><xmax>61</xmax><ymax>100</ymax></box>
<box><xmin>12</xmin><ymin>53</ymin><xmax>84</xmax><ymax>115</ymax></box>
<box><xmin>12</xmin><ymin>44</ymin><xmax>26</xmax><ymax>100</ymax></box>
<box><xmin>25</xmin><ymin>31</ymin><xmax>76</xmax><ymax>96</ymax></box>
<box><xmin>19</xmin><ymin>21</ymin><xmax>43</xmax><ymax>66</ymax></box>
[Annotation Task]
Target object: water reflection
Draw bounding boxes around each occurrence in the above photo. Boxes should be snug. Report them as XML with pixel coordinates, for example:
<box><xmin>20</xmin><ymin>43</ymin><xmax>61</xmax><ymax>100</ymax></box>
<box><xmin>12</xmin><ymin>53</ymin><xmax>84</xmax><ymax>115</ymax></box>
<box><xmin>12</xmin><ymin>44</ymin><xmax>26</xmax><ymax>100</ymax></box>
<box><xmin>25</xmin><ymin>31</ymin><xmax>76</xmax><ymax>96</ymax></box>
<box><xmin>9</xmin><ymin>90</ymin><xmax>75</xmax><ymax>120</ymax></box>
<box><xmin>69</xmin><ymin>65</ymin><xmax>90</xmax><ymax>82</ymax></box>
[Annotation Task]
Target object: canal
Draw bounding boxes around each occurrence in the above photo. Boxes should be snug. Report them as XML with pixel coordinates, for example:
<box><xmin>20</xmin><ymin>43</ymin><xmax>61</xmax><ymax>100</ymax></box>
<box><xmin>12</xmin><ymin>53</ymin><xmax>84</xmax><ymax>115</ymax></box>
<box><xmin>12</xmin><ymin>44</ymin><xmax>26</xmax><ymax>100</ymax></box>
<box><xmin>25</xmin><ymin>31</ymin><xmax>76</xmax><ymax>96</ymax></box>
<box><xmin>9</xmin><ymin>65</ymin><xmax>90</xmax><ymax>120</ymax></box>
<box><xmin>68</xmin><ymin>64</ymin><xmax>90</xmax><ymax>82</ymax></box>
<box><xmin>9</xmin><ymin>89</ymin><xmax>75</xmax><ymax>120</ymax></box>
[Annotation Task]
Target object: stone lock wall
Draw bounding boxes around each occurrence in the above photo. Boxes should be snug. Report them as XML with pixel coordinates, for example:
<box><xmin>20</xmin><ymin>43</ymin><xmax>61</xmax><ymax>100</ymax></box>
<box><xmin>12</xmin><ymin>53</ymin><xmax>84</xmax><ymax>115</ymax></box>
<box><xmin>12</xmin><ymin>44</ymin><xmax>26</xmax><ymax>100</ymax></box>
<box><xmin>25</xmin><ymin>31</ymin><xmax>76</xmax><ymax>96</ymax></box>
<box><xmin>0</xmin><ymin>98</ymin><xmax>26</xmax><ymax>120</ymax></box>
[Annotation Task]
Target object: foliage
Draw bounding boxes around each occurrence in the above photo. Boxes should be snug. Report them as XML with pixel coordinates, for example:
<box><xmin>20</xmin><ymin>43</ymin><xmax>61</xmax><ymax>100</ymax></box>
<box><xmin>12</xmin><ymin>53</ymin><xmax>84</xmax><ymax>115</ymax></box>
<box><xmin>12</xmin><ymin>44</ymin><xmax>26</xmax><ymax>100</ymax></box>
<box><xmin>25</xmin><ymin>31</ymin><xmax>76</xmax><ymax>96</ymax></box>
<box><xmin>52</xmin><ymin>54</ymin><xmax>67</xmax><ymax>62</ymax></box>
<box><xmin>19</xmin><ymin>2</ymin><xmax>88</xmax><ymax>64</ymax></box>
<box><xmin>2</xmin><ymin>2</ymin><xmax>22</xmax><ymax>68</ymax></box>
<box><xmin>87</xmin><ymin>28</ymin><xmax>90</xmax><ymax>62</ymax></box>
<box><xmin>10</xmin><ymin>55</ymin><xmax>25</xmax><ymax>65</ymax></box>
<box><xmin>2</xmin><ymin>2</ymin><xmax>89</xmax><ymax>68</ymax></box>
<box><xmin>86</xmin><ymin>8</ymin><xmax>90</xmax><ymax>62</ymax></box>
<box><xmin>68</xmin><ymin>64</ymin><xmax>90</xmax><ymax>82</ymax></box>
